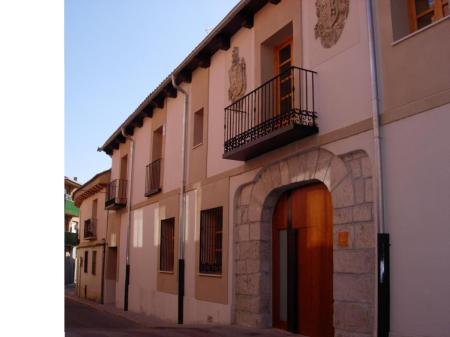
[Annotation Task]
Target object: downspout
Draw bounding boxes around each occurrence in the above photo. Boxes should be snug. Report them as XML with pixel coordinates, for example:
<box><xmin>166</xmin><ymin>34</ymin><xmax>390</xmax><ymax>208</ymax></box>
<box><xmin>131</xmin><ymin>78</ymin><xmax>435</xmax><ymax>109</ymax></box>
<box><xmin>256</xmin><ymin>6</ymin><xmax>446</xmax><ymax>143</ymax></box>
<box><xmin>101</xmin><ymin>209</ymin><xmax>110</xmax><ymax>304</ymax></box>
<box><xmin>121</xmin><ymin>127</ymin><xmax>135</xmax><ymax>311</ymax></box>
<box><xmin>367</xmin><ymin>1</ymin><xmax>390</xmax><ymax>337</ymax></box>
<box><xmin>171</xmin><ymin>74</ymin><xmax>188</xmax><ymax>325</ymax></box>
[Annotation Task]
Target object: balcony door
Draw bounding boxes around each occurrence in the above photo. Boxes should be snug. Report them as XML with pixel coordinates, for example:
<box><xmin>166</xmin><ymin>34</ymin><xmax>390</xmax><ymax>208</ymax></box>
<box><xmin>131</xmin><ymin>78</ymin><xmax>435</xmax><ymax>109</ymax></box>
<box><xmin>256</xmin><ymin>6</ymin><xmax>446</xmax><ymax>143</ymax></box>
<box><xmin>274</xmin><ymin>37</ymin><xmax>293</xmax><ymax>118</ymax></box>
<box><xmin>272</xmin><ymin>183</ymin><xmax>333</xmax><ymax>337</ymax></box>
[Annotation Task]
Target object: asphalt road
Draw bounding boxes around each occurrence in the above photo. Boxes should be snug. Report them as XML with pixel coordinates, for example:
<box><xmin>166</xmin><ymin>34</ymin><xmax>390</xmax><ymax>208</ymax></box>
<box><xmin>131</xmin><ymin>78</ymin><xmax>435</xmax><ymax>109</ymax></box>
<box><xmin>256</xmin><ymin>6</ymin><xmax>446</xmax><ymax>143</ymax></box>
<box><xmin>65</xmin><ymin>297</ymin><xmax>293</xmax><ymax>337</ymax></box>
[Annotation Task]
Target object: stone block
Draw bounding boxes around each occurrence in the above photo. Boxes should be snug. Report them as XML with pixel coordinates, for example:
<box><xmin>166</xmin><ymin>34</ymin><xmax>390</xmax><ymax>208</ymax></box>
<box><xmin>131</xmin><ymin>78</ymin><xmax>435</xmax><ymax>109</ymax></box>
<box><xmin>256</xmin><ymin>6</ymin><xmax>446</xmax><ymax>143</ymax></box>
<box><xmin>305</xmin><ymin>150</ymin><xmax>319</xmax><ymax>180</ymax></box>
<box><xmin>353</xmin><ymin>204</ymin><xmax>373</xmax><ymax>222</ymax></box>
<box><xmin>248</xmin><ymin>204</ymin><xmax>262</xmax><ymax>222</ymax></box>
<box><xmin>334</xmin><ymin>301</ymin><xmax>373</xmax><ymax>333</ymax></box>
<box><xmin>250</xmin><ymin>182</ymin><xmax>268</xmax><ymax>209</ymax></box>
<box><xmin>237</xmin><ymin>224</ymin><xmax>249</xmax><ymax>242</ymax></box>
<box><xmin>236</xmin><ymin>275</ymin><xmax>249</xmax><ymax>295</ymax></box>
<box><xmin>236</xmin><ymin>311</ymin><xmax>269</xmax><ymax>328</ymax></box>
<box><xmin>246</xmin><ymin>259</ymin><xmax>260</xmax><ymax>273</ymax></box>
<box><xmin>268</xmin><ymin>164</ymin><xmax>281</xmax><ymax>188</ymax></box>
<box><xmin>237</xmin><ymin>241</ymin><xmax>260</xmax><ymax>260</ymax></box>
<box><xmin>236</xmin><ymin>260</ymin><xmax>247</xmax><ymax>274</ymax></box>
<box><xmin>240</xmin><ymin>184</ymin><xmax>253</xmax><ymax>206</ymax></box>
<box><xmin>361</xmin><ymin>156</ymin><xmax>372</xmax><ymax>178</ymax></box>
<box><xmin>354</xmin><ymin>178</ymin><xmax>365</xmax><ymax>204</ymax></box>
<box><xmin>354</xmin><ymin>223</ymin><xmax>375</xmax><ymax>249</ymax></box>
<box><xmin>332</xmin><ymin>175</ymin><xmax>354</xmax><ymax>208</ymax></box>
<box><xmin>334</xmin><ymin>273</ymin><xmax>374</xmax><ymax>303</ymax></box>
<box><xmin>279</xmin><ymin>160</ymin><xmax>290</xmax><ymax>185</ymax></box>
<box><xmin>349</xmin><ymin>159</ymin><xmax>362</xmax><ymax>178</ymax></box>
<box><xmin>236</xmin><ymin>295</ymin><xmax>262</xmax><ymax>314</ymax></box>
<box><xmin>329</xmin><ymin>156</ymin><xmax>349</xmax><ymax>190</ymax></box>
<box><xmin>364</xmin><ymin>178</ymin><xmax>373</xmax><ymax>202</ymax></box>
<box><xmin>333</xmin><ymin>207</ymin><xmax>353</xmax><ymax>225</ymax></box>
<box><xmin>314</xmin><ymin>150</ymin><xmax>333</xmax><ymax>182</ymax></box>
<box><xmin>335</xmin><ymin>330</ymin><xmax>372</xmax><ymax>337</ymax></box>
<box><xmin>334</xmin><ymin>249</ymin><xmax>374</xmax><ymax>274</ymax></box>
<box><xmin>288</xmin><ymin>154</ymin><xmax>305</xmax><ymax>182</ymax></box>
<box><xmin>247</xmin><ymin>273</ymin><xmax>261</xmax><ymax>295</ymax></box>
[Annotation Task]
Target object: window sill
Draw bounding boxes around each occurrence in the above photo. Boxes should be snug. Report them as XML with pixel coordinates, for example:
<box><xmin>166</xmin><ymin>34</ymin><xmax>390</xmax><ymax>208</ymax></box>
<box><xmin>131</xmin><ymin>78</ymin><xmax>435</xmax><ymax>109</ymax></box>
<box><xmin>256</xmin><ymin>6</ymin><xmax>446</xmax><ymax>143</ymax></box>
<box><xmin>159</xmin><ymin>270</ymin><xmax>174</xmax><ymax>274</ymax></box>
<box><xmin>198</xmin><ymin>272</ymin><xmax>223</xmax><ymax>278</ymax></box>
<box><xmin>392</xmin><ymin>15</ymin><xmax>450</xmax><ymax>46</ymax></box>
<box><xmin>192</xmin><ymin>142</ymin><xmax>203</xmax><ymax>150</ymax></box>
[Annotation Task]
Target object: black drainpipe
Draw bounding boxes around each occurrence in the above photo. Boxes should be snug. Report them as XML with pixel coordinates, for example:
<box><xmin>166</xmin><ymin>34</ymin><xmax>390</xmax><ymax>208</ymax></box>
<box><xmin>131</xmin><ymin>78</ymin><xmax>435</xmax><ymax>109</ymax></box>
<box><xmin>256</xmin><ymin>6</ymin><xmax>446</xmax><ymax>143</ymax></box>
<box><xmin>178</xmin><ymin>259</ymin><xmax>185</xmax><ymax>324</ymax></box>
<box><xmin>378</xmin><ymin>233</ymin><xmax>390</xmax><ymax>337</ymax></box>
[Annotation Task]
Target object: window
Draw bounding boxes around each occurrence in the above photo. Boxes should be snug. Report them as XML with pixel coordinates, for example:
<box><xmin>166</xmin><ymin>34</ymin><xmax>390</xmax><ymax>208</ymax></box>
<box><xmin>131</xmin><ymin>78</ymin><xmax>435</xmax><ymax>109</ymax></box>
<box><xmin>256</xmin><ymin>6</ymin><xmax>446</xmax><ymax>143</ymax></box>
<box><xmin>193</xmin><ymin>108</ymin><xmax>204</xmax><ymax>147</ymax></box>
<box><xmin>408</xmin><ymin>0</ymin><xmax>449</xmax><ymax>31</ymax></box>
<box><xmin>160</xmin><ymin>218</ymin><xmax>175</xmax><ymax>272</ymax></box>
<box><xmin>92</xmin><ymin>251</ymin><xmax>97</xmax><ymax>275</ymax></box>
<box><xmin>84</xmin><ymin>251</ymin><xmax>88</xmax><ymax>273</ymax></box>
<box><xmin>199</xmin><ymin>207</ymin><xmax>223</xmax><ymax>274</ymax></box>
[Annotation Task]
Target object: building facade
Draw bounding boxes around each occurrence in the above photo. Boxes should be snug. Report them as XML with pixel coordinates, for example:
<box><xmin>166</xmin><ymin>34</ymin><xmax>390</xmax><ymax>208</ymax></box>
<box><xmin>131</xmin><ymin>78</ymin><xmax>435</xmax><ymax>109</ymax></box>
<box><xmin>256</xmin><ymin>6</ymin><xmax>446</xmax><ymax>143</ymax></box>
<box><xmin>93</xmin><ymin>1</ymin><xmax>450</xmax><ymax>337</ymax></box>
<box><xmin>64</xmin><ymin>176</ymin><xmax>81</xmax><ymax>285</ymax></box>
<box><xmin>73</xmin><ymin>169</ymin><xmax>120</xmax><ymax>304</ymax></box>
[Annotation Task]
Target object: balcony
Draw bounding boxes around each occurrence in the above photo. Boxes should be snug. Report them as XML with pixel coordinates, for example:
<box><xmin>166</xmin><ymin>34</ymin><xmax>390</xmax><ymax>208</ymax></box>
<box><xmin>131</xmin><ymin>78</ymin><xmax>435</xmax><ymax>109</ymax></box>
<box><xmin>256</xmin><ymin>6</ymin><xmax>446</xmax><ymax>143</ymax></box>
<box><xmin>223</xmin><ymin>66</ymin><xmax>318</xmax><ymax>161</ymax></box>
<box><xmin>83</xmin><ymin>218</ymin><xmax>97</xmax><ymax>240</ymax></box>
<box><xmin>145</xmin><ymin>158</ymin><xmax>162</xmax><ymax>197</ymax></box>
<box><xmin>105</xmin><ymin>179</ymin><xmax>127</xmax><ymax>210</ymax></box>
<box><xmin>65</xmin><ymin>231</ymin><xmax>78</xmax><ymax>247</ymax></box>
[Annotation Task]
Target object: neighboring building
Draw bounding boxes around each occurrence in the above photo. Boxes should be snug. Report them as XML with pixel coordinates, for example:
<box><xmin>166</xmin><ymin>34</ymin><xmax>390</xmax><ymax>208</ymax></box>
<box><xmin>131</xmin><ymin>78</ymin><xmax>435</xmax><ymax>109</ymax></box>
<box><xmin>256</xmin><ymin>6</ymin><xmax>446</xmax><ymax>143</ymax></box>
<box><xmin>88</xmin><ymin>1</ymin><xmax>449</xmax><ymax>337</ymax></box>
<box><xmin>64</xmin><ymin>176</ymin><xmax>81</xmax><ymax>285</ymax></box>
<box><xmin>73</xmin><ymin>169</ymin><xmax>119</xmax><ymax>304</ymax></box>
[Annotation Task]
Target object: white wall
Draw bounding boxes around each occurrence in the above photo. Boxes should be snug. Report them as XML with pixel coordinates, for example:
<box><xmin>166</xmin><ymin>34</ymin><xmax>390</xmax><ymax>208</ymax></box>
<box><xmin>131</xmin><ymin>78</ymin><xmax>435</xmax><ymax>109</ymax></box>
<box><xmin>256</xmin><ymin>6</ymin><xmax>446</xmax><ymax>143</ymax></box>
<box><xmin>383</xmin><ymin>104</ymin><xmax>450</xmax><ymax>337</ymax></box>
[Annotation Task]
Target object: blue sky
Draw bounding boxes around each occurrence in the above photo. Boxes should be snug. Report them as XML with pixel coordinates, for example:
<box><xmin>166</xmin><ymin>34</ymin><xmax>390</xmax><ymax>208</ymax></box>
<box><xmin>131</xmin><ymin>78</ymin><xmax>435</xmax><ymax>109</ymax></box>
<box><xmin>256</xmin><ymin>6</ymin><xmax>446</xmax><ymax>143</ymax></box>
<box><xmin>65</xmin><ymin>0</ymin><xmax>240</xmax><ymax>184</ymax></box>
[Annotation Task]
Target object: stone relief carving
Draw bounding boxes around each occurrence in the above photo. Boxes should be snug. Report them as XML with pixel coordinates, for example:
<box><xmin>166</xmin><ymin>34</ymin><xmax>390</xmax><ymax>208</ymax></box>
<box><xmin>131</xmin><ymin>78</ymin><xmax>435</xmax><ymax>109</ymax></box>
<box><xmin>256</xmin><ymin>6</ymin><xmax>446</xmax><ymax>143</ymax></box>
<box><xmin>228</xmin><ymin>47</ymin><xmax>246</xmax><ymax>102</ymax></box>
<box><xmin>314</xmin><ymin>0</ymin><xmax>350</xmax><ymax>48</ymax></box>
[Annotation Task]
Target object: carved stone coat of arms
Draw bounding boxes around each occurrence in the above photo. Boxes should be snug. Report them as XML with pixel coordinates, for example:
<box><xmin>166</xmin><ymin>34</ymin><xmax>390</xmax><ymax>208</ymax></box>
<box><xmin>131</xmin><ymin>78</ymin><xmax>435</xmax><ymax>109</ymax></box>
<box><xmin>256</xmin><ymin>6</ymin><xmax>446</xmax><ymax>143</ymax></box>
<box><xmin>228</xmin><ymin>47</ymin><xmax>246</xmax><ymax>102</ymax></box>
<box><xmin>314</xmin><ymin>0</ymin><xmax>350</xmax><ymax>48</ymax></box>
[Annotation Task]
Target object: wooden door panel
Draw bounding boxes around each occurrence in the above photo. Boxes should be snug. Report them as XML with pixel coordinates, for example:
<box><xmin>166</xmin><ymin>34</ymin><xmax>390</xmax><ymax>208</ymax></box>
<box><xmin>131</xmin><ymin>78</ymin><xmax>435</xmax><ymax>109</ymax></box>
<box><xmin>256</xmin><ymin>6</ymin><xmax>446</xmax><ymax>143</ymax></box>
<box><xmin>273</xmin><ymin>184</ymin><xmax>333</xmax><ymax>337</ymax></box>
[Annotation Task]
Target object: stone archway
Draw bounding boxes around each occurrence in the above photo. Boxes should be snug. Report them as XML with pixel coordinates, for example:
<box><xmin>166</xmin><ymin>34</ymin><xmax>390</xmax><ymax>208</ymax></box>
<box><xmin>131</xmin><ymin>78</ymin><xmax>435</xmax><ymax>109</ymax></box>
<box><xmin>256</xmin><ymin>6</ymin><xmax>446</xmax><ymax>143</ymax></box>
<box><xmin>233</xmin><ymin>148</ymin><xmax>376</xmax><ymax>336</ymax></box>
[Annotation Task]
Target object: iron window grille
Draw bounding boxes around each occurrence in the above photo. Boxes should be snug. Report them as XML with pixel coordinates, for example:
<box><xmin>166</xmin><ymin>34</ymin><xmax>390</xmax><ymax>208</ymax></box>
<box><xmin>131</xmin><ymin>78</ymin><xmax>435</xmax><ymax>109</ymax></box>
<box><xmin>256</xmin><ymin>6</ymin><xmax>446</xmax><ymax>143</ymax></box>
<box><xmin>199</xmin><ymin>207</ymin><xmax>223</xmax><ymax>274</ymax></box>
<box><xmin>160</xmin><ymin>218</ymin><xmax>175</xmax><ymax>272</ymax></box>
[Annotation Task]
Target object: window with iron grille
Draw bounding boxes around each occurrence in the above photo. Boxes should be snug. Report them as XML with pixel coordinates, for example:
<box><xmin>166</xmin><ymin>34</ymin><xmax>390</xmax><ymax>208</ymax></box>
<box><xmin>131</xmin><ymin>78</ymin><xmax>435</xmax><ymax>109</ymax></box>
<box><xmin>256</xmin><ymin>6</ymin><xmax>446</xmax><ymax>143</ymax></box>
<box><xmin>92</xmin><ymin>250</ymin><xmax>97</xmax><ymax>275</ymax></box>
<box><xmin>160</xmin><ymin>218</ymin><xmax>175</xmax><ymax>272</ymax></box>
<box><xmin>84</xmin><ymin>251</ymin><xmax>88</xmax><ymax>273</ymax></box>
<box><xmin>199</xmin><ymin>207</ymin><xmax>223</xmax><ymax>274</ymax></box>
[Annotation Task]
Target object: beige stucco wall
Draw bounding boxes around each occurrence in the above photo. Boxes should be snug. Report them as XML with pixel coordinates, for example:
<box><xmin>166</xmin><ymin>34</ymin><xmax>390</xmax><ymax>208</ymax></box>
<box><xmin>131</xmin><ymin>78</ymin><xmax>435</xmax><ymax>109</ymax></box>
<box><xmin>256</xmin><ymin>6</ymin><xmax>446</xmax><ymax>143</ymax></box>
<box><xmin>382</xmin><ymin>103</ymin><xmax>450</xmax><ymax>337</ymax></box>
<box><xmin>78</xmin><ymin>190</ymin><xmax>108</xmax><ymax>243</ymax></box>
<box><xmin>77</xmin><ymin>246</ymin><xmax>104</xmax><ymax>302</ymax></box>
<box><xmin>188</xmin><ymin>67</ymin><xmax>209</xmax><ymax>185</ymax></box>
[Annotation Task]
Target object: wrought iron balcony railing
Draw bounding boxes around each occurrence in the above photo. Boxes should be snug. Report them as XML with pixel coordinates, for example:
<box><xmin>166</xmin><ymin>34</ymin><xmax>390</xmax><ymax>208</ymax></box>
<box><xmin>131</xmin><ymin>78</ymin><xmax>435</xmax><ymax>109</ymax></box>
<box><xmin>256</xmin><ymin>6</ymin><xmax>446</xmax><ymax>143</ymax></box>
<box><xmin>145</xmin><ymin>158</ymin><xmax>162</xmax><ymax>197</ymax></box>
<box><xmin>83</xmin><ymin>218</ymin><xmax>97</xmax><ymax>239</ymax></box>
<box><xmin>105</xmin><ymin>179</ymin><xmax>127</xmax><ymax>210</ymax></box>
<box><xmin>224</xmin><ymin>66</ymin><xmax>318</xmax><ymax>161</ymax></box>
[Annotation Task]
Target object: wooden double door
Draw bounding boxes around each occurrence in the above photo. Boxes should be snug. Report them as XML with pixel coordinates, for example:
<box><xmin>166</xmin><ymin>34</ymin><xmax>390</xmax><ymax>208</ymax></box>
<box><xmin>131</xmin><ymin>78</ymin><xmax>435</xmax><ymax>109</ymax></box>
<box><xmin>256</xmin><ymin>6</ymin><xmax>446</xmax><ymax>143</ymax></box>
<box><xmin>272</xmin><ymin>183</ymin><xmax>333</xmax><ymax>337</ymax></box>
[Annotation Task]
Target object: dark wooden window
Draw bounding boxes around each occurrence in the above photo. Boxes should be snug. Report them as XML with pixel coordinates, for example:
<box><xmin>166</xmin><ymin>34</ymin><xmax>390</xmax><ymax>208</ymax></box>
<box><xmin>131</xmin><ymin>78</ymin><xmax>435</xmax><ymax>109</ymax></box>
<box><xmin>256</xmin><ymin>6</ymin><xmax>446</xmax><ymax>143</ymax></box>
<box><xmin>193</xmin><ymin>108</ymin><xmax>204</xmax><ymax>147</ymax></box>
<box><xmin>160</xmin><ymin>218</ymin><xmax>175</xmax><ymax>272</ymax></box>
<box><xmin>84</xmin><ymin>251</ymin><xmax>88</xmax><ymax>273</ymax></box>
<box><xmin>92</xmin><ymin>250</ymin><xmax>97</xmax><ymax>275</ymax></box>
<box><xmin>199</xmin><ymin>207</ymin><xmax>223</xmax><ymax>274</ymax></box>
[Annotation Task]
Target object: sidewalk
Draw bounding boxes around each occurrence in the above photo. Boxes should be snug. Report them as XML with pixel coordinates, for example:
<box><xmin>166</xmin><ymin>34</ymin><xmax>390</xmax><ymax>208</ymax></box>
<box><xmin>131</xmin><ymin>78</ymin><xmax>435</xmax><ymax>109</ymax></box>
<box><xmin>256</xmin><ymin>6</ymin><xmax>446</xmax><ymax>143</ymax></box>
<box><xmin>65</xmin><ymin>285</ymin><xmax>295</xmax><ymax>337</ymax></box>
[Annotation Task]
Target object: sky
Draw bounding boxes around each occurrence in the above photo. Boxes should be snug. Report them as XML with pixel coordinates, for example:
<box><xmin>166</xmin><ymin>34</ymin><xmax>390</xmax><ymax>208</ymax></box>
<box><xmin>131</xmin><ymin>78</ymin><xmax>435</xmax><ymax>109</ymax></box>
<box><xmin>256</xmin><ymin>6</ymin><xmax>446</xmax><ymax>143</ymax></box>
<box><xmin>65</xmin><ymin>0</ymin><xmax>240</xmax><ymax>184</ymax></box>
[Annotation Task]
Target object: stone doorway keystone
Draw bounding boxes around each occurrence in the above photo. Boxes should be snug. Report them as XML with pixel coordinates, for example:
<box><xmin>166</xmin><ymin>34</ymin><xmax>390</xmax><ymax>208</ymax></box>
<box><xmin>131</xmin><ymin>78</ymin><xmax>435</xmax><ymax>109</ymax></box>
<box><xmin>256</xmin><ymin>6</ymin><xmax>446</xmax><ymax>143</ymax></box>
<box><xmin>233</xmin><ymin>148</ymin><xmax>376</xmax><ymax>336</ymax></box>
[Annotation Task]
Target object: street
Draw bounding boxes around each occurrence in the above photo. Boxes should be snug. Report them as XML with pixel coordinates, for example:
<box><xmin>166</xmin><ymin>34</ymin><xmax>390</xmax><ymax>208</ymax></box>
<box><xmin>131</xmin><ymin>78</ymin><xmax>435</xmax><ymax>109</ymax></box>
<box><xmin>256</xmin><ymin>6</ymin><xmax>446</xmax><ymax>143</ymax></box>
<box><xmin>65</xmin><ymin>297</ymin><xmax>294</xmax><ymax>337</ymax></box>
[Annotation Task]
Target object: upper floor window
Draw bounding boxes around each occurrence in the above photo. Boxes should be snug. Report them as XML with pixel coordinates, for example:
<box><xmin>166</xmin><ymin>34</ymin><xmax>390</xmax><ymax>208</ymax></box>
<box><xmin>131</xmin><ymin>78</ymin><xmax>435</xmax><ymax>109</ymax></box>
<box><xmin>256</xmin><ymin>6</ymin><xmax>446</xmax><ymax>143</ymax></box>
<box><xmin>84</xmin><ymin>251</ymin><xmax>88</xmax><ymax>273</ymax></box>
<box><xmin>391</xmin><ymin>0</ymin><xmax>449</xmax><ymax>40</ymax></box>
<box><xmin>160</xmin><ymin>217</ymin><xmax>175</xmax><ymax>272</ymax></box>
<box><xmin>199</xmin><ymin>207</ymin><xmax>223</xmax><ymax>274</ymax></box>
<box><xmin>193</xmin><ymin>108</ymin><xmax>204</xmax><ymax>147</ymax></box>
<box><xmin>92</xmin><ymin>250</ymin><xmax>97</xmax><ymax>275</ymax></box>
<box><xmin>408</xmin><ymin>0</ymin><xmax>449</xmax><ymax>31</ymax></box>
